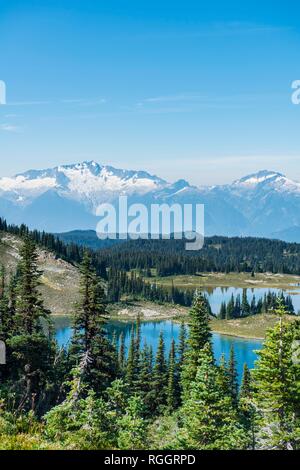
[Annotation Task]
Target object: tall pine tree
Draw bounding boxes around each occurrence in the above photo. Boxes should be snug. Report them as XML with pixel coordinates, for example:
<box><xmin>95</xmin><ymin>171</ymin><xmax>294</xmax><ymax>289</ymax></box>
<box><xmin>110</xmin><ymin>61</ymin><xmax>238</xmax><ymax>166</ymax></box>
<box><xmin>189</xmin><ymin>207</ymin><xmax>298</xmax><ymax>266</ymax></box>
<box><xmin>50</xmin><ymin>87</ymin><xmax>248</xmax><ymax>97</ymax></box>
<box><xmin>253</xmin><ymin>301</ymin><xmax>300</xmax><ymax>449</ymax></box>
<box><xmin>70</xmin><ymin>251</ymin><xmax>116</xmax><ymax>393</ymax></box>
<box><xmin>181</xmin><ymin>292</ymin><xmax>211</xmax><ymax>396</ymax></box>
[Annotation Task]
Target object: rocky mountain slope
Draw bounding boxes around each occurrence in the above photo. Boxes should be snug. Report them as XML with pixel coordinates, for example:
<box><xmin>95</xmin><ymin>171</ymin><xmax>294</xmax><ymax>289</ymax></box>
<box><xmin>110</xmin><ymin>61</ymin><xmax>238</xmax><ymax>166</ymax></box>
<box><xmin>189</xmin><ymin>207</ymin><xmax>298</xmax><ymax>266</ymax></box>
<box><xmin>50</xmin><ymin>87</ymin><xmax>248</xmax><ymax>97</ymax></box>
<box><xmin>0</xmin><ymin>232</ymin><xmax>80</xmax><ymax>315</ymax></box>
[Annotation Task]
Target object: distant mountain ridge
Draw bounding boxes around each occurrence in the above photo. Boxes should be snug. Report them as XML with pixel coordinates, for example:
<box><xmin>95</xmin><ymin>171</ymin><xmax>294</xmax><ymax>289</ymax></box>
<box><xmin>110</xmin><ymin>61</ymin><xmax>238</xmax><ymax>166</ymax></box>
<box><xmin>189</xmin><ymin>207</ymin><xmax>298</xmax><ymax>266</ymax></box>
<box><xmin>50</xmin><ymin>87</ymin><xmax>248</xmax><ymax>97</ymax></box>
<box><xmin>1</xmin><ymin>161</ymin><xmax>300</xmax><ymax>240</ymax></box>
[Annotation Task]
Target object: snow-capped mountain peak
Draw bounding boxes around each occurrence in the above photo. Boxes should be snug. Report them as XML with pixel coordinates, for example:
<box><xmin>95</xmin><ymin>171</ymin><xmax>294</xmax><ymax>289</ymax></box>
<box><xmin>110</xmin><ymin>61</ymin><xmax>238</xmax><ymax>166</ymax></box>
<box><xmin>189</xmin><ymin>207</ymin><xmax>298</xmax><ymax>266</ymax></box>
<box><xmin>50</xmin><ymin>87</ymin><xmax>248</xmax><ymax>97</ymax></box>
<box><xmin>233</xmin><ymin>170</ymin><xmax>284</xmax><ymax>186</ymax></box>
<box><xmin>231</xmin><ymin>170</ymin><xmax>300</xmax><ymax>195</ymax></box>
<box><xmin>0</xmin><ymin>161</ymin><xmax>168</xmax><ymax>208</ymax></box>
<box><xmin>1</xmin><ymin>163</ymin><xmax>300</xmax><ymax>240</ymax></box>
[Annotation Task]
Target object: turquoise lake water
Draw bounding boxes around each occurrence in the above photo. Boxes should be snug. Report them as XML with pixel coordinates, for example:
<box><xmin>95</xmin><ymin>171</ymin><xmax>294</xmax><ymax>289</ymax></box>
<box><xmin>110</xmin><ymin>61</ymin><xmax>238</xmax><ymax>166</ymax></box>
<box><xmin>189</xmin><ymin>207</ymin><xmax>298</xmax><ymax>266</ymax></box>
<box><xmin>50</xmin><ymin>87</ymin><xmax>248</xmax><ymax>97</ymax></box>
<box><xmin>200</xmin><ymin>286</ymin><xmax>300</xmax><ymax>314</ymax></box>
<box><xmin>53</xmin><ymin>283</ymin><xmax>300</xmax><ymax>381</ymax></box>
<box><xmin>54</xmin><ymin>318</ymin><xmax>263</xmax><ymax>382</ymax></box>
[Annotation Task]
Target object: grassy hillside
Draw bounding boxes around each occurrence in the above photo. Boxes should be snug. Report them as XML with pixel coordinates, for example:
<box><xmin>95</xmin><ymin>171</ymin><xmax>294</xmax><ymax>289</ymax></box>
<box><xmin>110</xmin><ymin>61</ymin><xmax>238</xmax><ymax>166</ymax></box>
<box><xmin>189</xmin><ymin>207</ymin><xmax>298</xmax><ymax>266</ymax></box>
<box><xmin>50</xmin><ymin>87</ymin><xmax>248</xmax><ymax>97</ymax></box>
<box><xmin>0</xmin><ymin>232</ymin><xmax>80</xmax><ymax>315</ymax></box>
<box><xmin>211</xmin><ymin>313</ymin><xmax>297</xmax><ymax>339</ymax></box>
<box><xmin>151</xmin><ymin>271</ymin><xmax>300</xmax><ymax>291</ymax></box>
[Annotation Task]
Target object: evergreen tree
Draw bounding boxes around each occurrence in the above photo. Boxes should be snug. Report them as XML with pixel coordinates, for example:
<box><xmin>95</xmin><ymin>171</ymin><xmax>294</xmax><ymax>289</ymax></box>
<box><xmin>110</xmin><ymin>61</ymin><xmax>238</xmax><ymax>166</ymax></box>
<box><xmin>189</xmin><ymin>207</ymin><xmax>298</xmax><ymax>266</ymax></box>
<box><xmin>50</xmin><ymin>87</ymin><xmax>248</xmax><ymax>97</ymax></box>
<box><xmin>111</xmin><ymin>331</ymin><xmax>119</xmax><ymax>374</ymax></box>
<box><xmin>241</xmin><ymin>289</ymin><xmax>250</xmax><ymax>317</ymax></box>
<box><xmin>239</xmin><ymin>363</ymin><xmax>256</xmax><ymax>449</ymax></box>
<box><xmin>8</xmin><ymin>275</ymin><xmax>18</xmax><ymax>331</ymax></box>
<box><xmin>253</xmin><ymin>302</ymin><xmax>300</xmax><ymax>449</ymax></box>
<box><xmin>70</xmin><ymin>251</ymin><xmax>115</xmax><ymax>393</ymax></box>
<box><xmin>176</xmin><ymin>344</ymin><xmax>247</xmax><ymax>450</ymax></box>
<box><xmin>166</xmin><ymin>339</ymin><xmax>177</xmax><ymax>411</ymax></box>
<box><xmin>218</xmin><ymin>353</ymin><xmax>232</xmax><ymax>399</ymax></box>
<box><xmin>152</xmin><ymin>332</ymin><xmax>167</xmax><ymax>412</ymax></box>
<box><xmin>125</xmin><ymin>324</ymin><xmax>136</xmax><ymax>390</ymax></box>
<box><xmin>45</xmin><ymin>360</ymin><xmax>116</xmax><ymax>449</ymax></box>
<box><xmin>134</xmin><ymin>315</ymin><xmax>141</xmax><ymax>379</ymax></box>
<box><xmin>15</xmin><ymin>237</ymin><xmax>50</xmax><ymax>334</ymax></box>
<box><xmin>117</xmin><ymin>395</ymin><xmax>147</xmax><ymax>450</ymax></box>
<box><xmin>181</xmin><ymin>292</ymin><xmax>211</xmax><ymax>395</ymax></box>
<box><xmin>250</xmin><ymin>296</ymin><xmax>257</xmax><ymax>315</ymax></box>
<box><xmin>219</xmin><ymin>301</ymin><xmax>227</xmax><ymax>320</ymax></box>
<box><xmin>118</xmin><ymin>332</ymin><xmax>126</xmax><ymax>372</ymax></box>
<box><xmin>240</xmin><ymin>363</ymin><xmax>252</xmax><ymax>400</ymax></box>
<box><xmin>177</xmin><ymin>321</ymin><xmax>187</xmax><ymax>370</ymax></box>
<box><xmin>135</xmin><ymin>343</ymin><xmax>153</xmax><ymax>413</ymax></box>
<box><xmin>0</xmin><ymin>268</ymin><xmax>10</xmax><ymax>340</ymax></box>
<box><xmin>228</xmin><ymin>345</ymin><xmax>238</xmax><ymax>405</ymax></box>
<box><xmin>6</xmin><ymin>238</ymin><xmax>56</xmax><ymax>414</ymax></box>
<box><xmin>234</xmin><ymin>294</ymin><xmax>241</xmax><ymax>318</ymax></box>
<box><xmin>226</xmin><ymin>294</ymin><xmax>235</xmax><ymax>319</ymax></box>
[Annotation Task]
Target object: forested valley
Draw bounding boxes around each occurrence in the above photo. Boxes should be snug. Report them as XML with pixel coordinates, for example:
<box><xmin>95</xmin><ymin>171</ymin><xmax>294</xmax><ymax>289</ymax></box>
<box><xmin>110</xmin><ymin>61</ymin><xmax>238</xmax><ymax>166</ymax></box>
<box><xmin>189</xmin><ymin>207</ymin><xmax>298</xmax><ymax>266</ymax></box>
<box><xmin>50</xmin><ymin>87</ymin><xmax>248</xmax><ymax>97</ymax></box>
<box><xmin>0</xmin><ymin>233</ymin><xmax>299</xmax><ymax>450</ymax></box>
<box><xmin>3</xmin><ymin>219</ymin><xmax>300</xmax><ymax>277</ymax></box>
<box><xmin>2</xmin><ymin>219</ymin><xmax>300</xmax><ymax>311</ymax></box>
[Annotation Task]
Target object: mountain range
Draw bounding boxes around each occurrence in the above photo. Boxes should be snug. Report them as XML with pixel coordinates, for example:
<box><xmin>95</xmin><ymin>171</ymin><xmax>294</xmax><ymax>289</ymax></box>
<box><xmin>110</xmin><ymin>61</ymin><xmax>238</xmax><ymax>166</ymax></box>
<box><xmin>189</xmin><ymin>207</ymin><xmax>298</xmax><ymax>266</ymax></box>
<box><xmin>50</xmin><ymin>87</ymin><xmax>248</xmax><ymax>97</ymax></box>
<box><xmin>1</xmin><ymin>161</ymin><xmax>300</xmax><ymax>241</ymax></box>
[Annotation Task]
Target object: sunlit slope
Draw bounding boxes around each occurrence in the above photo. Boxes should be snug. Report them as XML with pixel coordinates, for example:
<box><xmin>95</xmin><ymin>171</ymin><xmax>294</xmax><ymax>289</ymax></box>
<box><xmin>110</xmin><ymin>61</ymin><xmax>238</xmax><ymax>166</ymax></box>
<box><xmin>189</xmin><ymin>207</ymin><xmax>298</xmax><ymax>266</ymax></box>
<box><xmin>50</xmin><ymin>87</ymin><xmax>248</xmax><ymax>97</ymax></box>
<box><xmin>0</xmin><ymin>232</ymin><xmax>80</xmax><ymax>315</ymax></box>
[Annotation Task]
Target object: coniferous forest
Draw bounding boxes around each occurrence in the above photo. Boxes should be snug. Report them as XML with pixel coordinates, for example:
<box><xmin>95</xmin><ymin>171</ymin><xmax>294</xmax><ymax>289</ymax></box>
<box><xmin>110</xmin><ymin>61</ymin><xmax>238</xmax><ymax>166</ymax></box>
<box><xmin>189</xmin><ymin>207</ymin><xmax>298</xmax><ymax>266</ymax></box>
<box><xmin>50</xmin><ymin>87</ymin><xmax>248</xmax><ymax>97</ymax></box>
<box><xmin>218</xmin><ymin>290</ymin><xmax>295</xmax><ymax>319</ymax></box>
<box><xmin>3</xmin><ymin>219</ymin><xmax>300</xmax><ymax>277</ymax></box>
<box><xmin>0</xmin><ymin>235</ymin><xmax>299</xmax><ymax>450</ymax></box>
<box><xmin>2</xmin><ymin>218</ymin><xmax>300</xmax><ymax>310</ymax></box>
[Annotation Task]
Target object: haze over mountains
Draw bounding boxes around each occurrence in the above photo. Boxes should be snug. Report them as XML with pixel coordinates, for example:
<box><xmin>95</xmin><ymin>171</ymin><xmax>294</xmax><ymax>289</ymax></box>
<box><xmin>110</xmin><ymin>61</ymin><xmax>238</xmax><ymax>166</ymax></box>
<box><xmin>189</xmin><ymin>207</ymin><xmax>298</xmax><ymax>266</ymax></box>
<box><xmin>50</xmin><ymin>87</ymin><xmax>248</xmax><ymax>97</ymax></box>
<box><xmin>0</xmin><ymin>161</ymin><xmax>300</xmax><ymax>241</ymax></box>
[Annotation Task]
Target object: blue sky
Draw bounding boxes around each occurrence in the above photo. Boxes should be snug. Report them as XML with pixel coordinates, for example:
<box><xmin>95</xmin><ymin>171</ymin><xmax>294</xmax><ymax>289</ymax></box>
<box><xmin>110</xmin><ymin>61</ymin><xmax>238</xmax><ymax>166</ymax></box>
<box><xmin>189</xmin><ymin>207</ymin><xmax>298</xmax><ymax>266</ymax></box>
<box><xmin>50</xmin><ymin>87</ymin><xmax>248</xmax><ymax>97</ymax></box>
<box><xmin>0</xmin><ymin>0</ymin><xmax>300</xmax><ymax>185</ymax></box>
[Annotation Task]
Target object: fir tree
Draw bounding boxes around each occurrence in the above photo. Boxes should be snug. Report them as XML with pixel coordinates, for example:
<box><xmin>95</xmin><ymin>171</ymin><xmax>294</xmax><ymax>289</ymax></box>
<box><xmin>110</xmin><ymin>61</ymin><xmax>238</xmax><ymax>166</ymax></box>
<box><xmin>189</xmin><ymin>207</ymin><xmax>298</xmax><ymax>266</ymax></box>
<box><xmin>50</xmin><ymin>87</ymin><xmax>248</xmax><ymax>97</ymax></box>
<box><xmin>241</xmin><ymin>289</ymin><xmax>250</xmax><ymax>317</ymax></box>
<box><xmin>166</xmin><ymin>339</ymin><xmax>177</xmax><ymax>411</ymax></box>
<box><xmin>176</xmin><ymin>344</ymin><xmax>247</xmax><ymax>450</ymax></box>
<box><xmin>228</xmin><ymin>345</ymin><xmax>238</xmax><ymax>405</ymax></box>
<box><xmin>135</xmin><ymin>343</ymin><xmax>153</xmax><ymax>413</ymax></box>
<box><xmin>0</xmin><ymin>267</ymin><xmax>10</xmax><ymax>340</ymax></box>
<box><xmin>239</xmin><ymin>363</ymin><xmax>256</xmax><ymax>449</ymax></box>
<box><xmin>181</xmin><ymin>292</ymin><xmax>211</xmax><ymax>395</ymax></box>
<box><xmin>6</xmin><ymin>238</ymin><xmax>56</xmax><ymax>414</ymax></box>
<box><xmin>240</xmin><ymin>363</ymin><xmax>252</xmax><ymax>399</ymax></box>
<box><xmin>118</xmin><ymin>332</ymin><xmax>126</xmax><ymax>372</ymax></box>
<box><xmin>134</xmin><ymin>315</ymin><xmax>141</xmax><ymax>379</ymax></box>
<box><xmin>15</xmin><ymin>237</ymin><xmax>50</xmax><ymax>334</ymax></box>
<box><xmin>234</xmin><ymin>294</ymin><xmax>241</xmax><ymax>318</ymax></box>
<box><xmin>8</xmin><ymin>275</ymin><xmax>18</xmax><ymax>331</ymax></box>
<box><xmin>250</xmin><ymin>296</ymin><xmax>257</xmax><ymax>315</ymax></box>
<box><xmin>152</xmin><ymin>332</ymin><xmax>167</xmax><ymax>412</ymax></box>
<box><xmin>117</xmin><ymin>395</ymin><xmax>147</xmax><ymax>450</ymax></box>
<box><xmin>219</xmin><ymin>301</ymin><xmax>227</xmax><ymax>320</ymax></box>
<box><xmin>253</xmin><ymin>302</ymin><xmax>300</xmax><ymax>449</ymax></box>
<box><xmin>70</xmin><ymin>251</ymin><xmax>115</xmax><ymax>393</ymax></box>
<box><xmin>226</xmin><ymin>294</ymin><xmax>235</xmax><ymax>319</ymax></box>
<box><xmin>218</xmin><ymin>353</ymin><xmax>230</xmax><ymax>396</ymax></box>
<box><xmin>125</xmin><ymin>324</ymin><xmax>136</xmax><ymax>390</ymax></box>
<box><xmin>177</xmin><ymin>321</ymin><xmax>187</xmax><ymax>370</ymax></box>
<box><xmin>111</xmin><ymin>331</ymin><xmax>119</xmax><ymax>374</ymax></box>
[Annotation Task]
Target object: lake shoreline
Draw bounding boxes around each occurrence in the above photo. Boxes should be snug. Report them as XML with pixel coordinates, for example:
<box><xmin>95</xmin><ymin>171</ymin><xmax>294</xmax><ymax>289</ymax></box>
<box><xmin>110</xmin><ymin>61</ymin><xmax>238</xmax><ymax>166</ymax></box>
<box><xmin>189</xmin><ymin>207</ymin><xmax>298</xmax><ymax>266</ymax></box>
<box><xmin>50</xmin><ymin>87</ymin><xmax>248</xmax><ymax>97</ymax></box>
<box><xmin>52</xmin><ymin>312</ymin><xmax>267</xmax><ymax>340</ymax></box>
<box><xmin>211</xmin><ymin>328</ymin><xmax>264</xmax><ymax>341</ymax></box>
<box><xmin>52</xmin><ymin>298</ymin><xmax>298</xmax><ymax>341</ymax></box>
